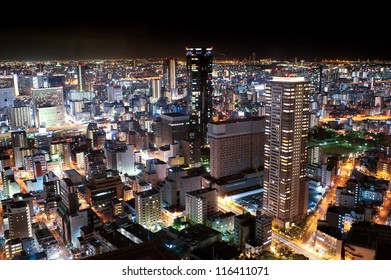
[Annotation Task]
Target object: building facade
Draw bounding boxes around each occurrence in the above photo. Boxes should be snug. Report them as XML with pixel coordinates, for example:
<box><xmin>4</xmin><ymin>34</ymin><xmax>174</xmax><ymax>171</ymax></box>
<box><xmin>185</xmin><ymin>187</ymin><xmax>217</xmax><ymax>224</ymax></box>
<box><xmin>208</xmin><ymin>118</ymin><xmax>264</xmax><ymax>179</ymax></box>
<box><xmin>186</xmin><ymin>47</ymin><xmax>213</xmax><ymax>145</ymax></box>
<box><xmin>134</xmin><ymin>189</ymin><xmax>162</xmax><ymax>229</ymax></box>
<box><xmin>263</xmin><ymin>77</ymin><xmax>309</xmax><ymax>228</ymax></box>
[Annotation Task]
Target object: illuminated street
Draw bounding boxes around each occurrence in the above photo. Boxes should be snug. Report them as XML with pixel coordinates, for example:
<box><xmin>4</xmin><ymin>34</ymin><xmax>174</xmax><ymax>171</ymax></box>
<box><xmin>272</xmin><ymin>232</ymin><xmax>321</xmax><ymax>260</ymax></box>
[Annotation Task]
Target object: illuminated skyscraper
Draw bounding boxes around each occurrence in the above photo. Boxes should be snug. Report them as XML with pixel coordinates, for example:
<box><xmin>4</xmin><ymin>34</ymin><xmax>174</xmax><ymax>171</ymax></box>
<box><xmin>186</xmin><ymin>47</ymin><xmax>213</xmax><ymax>145</ymax></box>
<box><xmin>163</xmin><ymin>57</ymin><xmax>177</xmax><ymax>100</ymax></box>
<box><xmin>263</xmin><ymin>77</ymin><xmax>309</xmax><ymax>228</ymax></box>
<box><xmin>32</xmin><ymin>87</ymin><xmax>65</xmax><ymax>127</ymax></box>
<box><xmin>78</xmin><ymin>63</ymin><xmax>86</xmax><ymax>92</ymax></box>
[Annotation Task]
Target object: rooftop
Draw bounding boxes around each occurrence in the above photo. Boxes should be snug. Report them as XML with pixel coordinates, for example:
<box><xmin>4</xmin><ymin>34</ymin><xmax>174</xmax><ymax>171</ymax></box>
<box><xmin>270</xmin><ymin>76</ymin><xmax>306</xmax><ymax>83</ymax></box>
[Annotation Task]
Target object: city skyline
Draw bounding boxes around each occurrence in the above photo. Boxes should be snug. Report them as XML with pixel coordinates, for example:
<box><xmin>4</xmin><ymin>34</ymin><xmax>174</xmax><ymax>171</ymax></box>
<box><xmin>1</xmin><ymin>48</ymin><xmax>391</xmax><ymax>261</ymax></box>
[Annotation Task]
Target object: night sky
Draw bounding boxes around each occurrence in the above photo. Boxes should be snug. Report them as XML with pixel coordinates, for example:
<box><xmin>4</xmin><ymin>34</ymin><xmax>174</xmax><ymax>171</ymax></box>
<box><xmin>0</xmin><ymin>14</ymin><xmax>388</xmax><ymax>61</ymax></box>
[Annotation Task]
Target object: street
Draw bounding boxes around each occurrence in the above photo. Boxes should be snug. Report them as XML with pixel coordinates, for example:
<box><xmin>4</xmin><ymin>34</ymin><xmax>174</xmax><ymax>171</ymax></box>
<box><xmin>35</xmin><ymin>213</ymin><xmax>72</xmax><ymax>260</ymax></box>
<box><xmin>272</xmin><ymin>232</ymin><xmax>321</xmax><ymax>260</ymax></box>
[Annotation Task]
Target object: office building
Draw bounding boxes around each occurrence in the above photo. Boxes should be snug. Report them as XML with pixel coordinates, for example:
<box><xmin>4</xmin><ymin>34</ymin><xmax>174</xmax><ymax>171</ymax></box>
<box><xmin>60</xmin><ymin>178</ymin><xmax>79</xmax><ymax>215</ymax></box>
<box><xmin>344</xmin><ymin>222</ymin><xmax>391</xmax><ymax>260</ymax></box>
<box><xmin>263</xmin><ymin>76</ymin><xmax>309</xmax><ymax>228</ymax></box>
<box><xmin>234</xmin><ymin>213</ymin><xmax>255</xmax><ymax>251</ymax></box>
<box><xmin>11</xmin><ymin>131</ymin><xmax>28</xmax><ymax>168</ymax></box>
<box><xmin>13</xmin><ymin>74</ymin><xmax>19</xmax><ymax>96</ymax></box>
<box><xmin>20</xmin><ymin>74</ymin><xmax>48</xmax><ymax>92</ymax></box>
<box><xmin>255</xmin><ymin>214</ymin><xmax>273</xmax><ymax>251</ymax></box>
<box><xmin>182</xmin><ymin>138</ymin><xmax>201</xmax><ymax>167</ymax></box>
<box><xmin>32</xmin><ymin>87</ymin><xmax>65</xmax><ymax>127</ymax></box>
<box><xmin>107</xmin><ymin>85</ymin><xmax>123</xmax><ymax>102</ymax></box>
<box><xmin>186</xmin><ymin>47</ymin><xmax>213</xmax><ymax>145</ymax></box>
<box><xmin>104</xmin><ymin>141</ymin><xmax>134</xmax><ymax>175</ymax></box>
<box><xmin>151</xmin><ymin>79</ymin><xmax>162</xmax><ymax>100</ymax></box>
<box><xmin>185</xmin><ymin>187</ymin><xmax>217</xmax><ymax>225</ymax></box>
<box><xmin>85</xmin><ymin>175</ymin><xmax>123</xmax><ymax>211</ymax></box>
<box><xmin>50</xmin><ymin>141</ymin><xmax>71</xmax><ymax>170</ymax></box>
<box><xmin>5</xmin><ymin>238</ymin><xmax>23</xmax><ymax>259</ymax></box>
<box><xmin>134</xmin><ymin>189</ymin><xmax>162</xmax><ymax>229</ymax></box>
<box><xmin>179</xmin><ymin>174</ymin><xmax>202</xmax><ymax>207</ymax></box>
<box><xmin>1</xmin><ymin>167</ymin><xmax>19</xmax><ymax>198</ymax></box>
<box><xmin>10</xmin><ymin>106</ymin><xmax>33</xmax><ymax>129</ymax></box>
<box><xmin>160</xmin><ymin>113</ymin><xmax>189</xmax><ymax>145</ymax></box>
<box><xmin>164</xmin><ymin>57</ymin><xmax>177</xmax><ymax>92</ymax></box>
<box><xmin>0</xmin><ymin>154</ymin><xmax>11</xmax><ymax>170</ymax></box>
<box><xmin>78</xmin><ymin>64</ymin><xmax>86</xmax><ymax>92</ymax></box>
<box><xmin>208</xmin><ymin>118</ymin><xmax>265</xmax><ymax>179</ymax></box>
<box><xmin>0</xmin><ymin>87</ymin><xmax>15</xmax><ymax>109</ymax></box>
<box><xmin>7</xmin><ymin>201</ymin><xmax>33</xmax><ymax>239</ymax></box>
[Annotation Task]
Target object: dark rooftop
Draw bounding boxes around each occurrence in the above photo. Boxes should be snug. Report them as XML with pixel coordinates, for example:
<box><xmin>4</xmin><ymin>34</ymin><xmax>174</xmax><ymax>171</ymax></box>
<box><xmin>84</xmin><ymin>240</ymin><xmax>179</xmax><ymax>260</ymax></box>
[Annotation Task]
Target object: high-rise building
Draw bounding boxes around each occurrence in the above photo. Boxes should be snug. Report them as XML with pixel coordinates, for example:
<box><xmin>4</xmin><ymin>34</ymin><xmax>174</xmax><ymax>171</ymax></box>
<box><xmin>7</xmin><ymin>201</ymin><xmax>33</xmax><ymax>239</ymax></box>
<box><xmin>160</xmin><ymin>113</ymin><xmax>189</xmax><ymax>146</ymax></box>
<box><xmin>182</xmin><ymin>138</ymin><xmax>201</xmax><ymax>168</ymax></box>
<box><xmin>263</xmin><ymin>76</ymin><xmax>310</xmax><ymax>228</ymax></box>
<box><xmin>164</xmin><ymin>57</ymin><xmax>177</xmax><ymax>91</ymax></box>
<box><xmin>10</xmin><ymin>106</ymin><xmax>33</xmax><ymax>129</ymax></box>
<box><xmin>185</xmin><ymin>187</ymin><xmax>217</xmax><ymax>224</ymax></box>
<box><xmin>186</xmin><ymin>47</ymin><xmax>213</xmax><ymax>145</ymax></box>
<box><xmin>11</xmin><ymin>131</ymin><xmax>28</xmax><ymax>168</ymax></box>
<box><xmin>78</xmin><ymin>64</ymin><xmax>86</xmax><ymax>92</ymax></box>
<box><xmin>32</xmin><ymin>87</ymin><xmax>65</xmax><ymax>127</ymax></box>
<box><xmin>151</xmin><ymin>79</ymin><xmax>162</xmax><ymax>100</ymax></box>
<box><xmin>208</xmin><ymin>118</ymin><xmax>265</xmax><ymax>179</ymax></box>
<box><xmin>13</xmin><ymin>74</ymin><xmax>19</xmax><ymax>96</ymax></box>
<box><xmin>134</xmin><ymin>189</ymin><xmax>162</xmax><ymax>229</ymax></box>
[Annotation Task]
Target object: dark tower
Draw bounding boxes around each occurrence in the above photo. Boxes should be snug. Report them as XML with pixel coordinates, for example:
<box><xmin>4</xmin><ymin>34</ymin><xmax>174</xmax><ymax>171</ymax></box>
<box><xmin>186</xmin><ymin>47</ymin><xmax>213</xmax><ymax>145</ymax></box>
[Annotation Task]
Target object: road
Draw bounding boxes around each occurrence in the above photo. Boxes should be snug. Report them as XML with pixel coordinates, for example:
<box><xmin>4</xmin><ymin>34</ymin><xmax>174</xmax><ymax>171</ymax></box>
<box><xmin>320</xmin><ymin>115</ymin><xmax>391</xmax><ymax>123</ymax></box>
<box><xmin>273</xmin><ymin>232</ymin><xmax>321</xmax><ymax>260</ymax></box>
<box><xmin>376</xmin><ymin>190</ymin><xmax>391</xmax><ymax>225</ymax></box>
<box><xmin>36</xmin><ymin>213</ymin><xmax>72</xmax><ymax>260</ymax></box>
<box><xmin>217</xmin><ymin>196</ymin><xmax>247</xmax><ymax>215</ymax></box>
<box><xmin>301</xmin><ymin>158</ymin><xmax>355</xmax><ymax>245</ymax></box>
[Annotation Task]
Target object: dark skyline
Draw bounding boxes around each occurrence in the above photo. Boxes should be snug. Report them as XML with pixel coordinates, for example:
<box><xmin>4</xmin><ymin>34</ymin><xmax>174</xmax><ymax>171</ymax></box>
<box><xmin>0</xmin><ymin>20</ymin><xmax>389</xmax><ymax>61</ymax></box>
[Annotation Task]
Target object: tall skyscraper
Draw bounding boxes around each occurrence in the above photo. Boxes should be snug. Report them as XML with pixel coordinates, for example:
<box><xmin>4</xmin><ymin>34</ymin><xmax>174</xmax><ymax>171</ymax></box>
<box><xmin>208</xmin><ymin>118</ymin><xmax>264</xmax><ymax>179</ymax></box>
<box><xmin>150</xmin><ymin>79</ymin><xmax>162</xmax><ymax>100</ymax></box>
<box><xmin>78</xmin><ymin>63</ymin><xmax>86</xmax><ymax>92</ymax></box>
<box><xmin>186</xmin><ymin>47</ymin><xmax>213</xmax><ymax>145</ymax></box>
<box><xmin>263</xmin><ymin>76</ymin><xmax>309</xmax><ymax>228</ymax></box>
<box><xmin>163</xmin><ymin>57</ymin><xmax>177</xmax><ymax>100</ymax></box>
